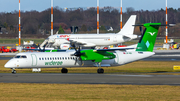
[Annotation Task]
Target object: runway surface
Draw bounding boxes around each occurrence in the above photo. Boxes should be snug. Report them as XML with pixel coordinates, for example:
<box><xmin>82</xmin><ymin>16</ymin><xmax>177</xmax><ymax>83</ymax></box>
<box><xmin>0</xmin><ymin>73</ymin><xmax>180</xmax><ymax>85</ymax></box>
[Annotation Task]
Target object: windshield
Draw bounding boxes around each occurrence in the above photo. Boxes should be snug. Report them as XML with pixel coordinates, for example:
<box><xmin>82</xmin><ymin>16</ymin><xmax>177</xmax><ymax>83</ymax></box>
<box><xmin>14</xmin><ymin>55</ymin><xmax>27</xmax><ymax>58</ymax></box>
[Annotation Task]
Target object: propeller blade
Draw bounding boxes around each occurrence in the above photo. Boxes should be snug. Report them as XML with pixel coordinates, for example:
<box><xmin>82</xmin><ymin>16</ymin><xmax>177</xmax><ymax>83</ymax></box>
<box><xmin>74</xmin><ymin>57</ymin><xmax>78</xmax><ymax>65</ymax></box>
<box><xmin>79</xmin><ymin>57</ymin><xmax>84</xmax><ymax>66</ymax></box>
<box><xmin>73</xmin><ymin>45</ymin><xmax>84</xmax><ymax>66</ymax></box>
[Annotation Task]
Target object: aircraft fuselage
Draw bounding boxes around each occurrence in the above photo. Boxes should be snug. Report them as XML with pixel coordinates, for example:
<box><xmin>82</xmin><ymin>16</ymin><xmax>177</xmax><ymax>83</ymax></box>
<box><xmin>4</xmin><ymin>50</ymin><xmax>154</xmax><ymax>69</ymax></box>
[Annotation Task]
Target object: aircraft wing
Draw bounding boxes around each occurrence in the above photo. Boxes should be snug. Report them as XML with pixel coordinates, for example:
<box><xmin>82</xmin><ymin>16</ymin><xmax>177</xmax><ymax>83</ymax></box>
<box><xmin>67</xmin><ymin>38</ymin><xmax>96</xmax><ymax>47</ymax></box>
<box><xmin>93</xmin><ymin>47</ymin><xmax>135</xmax><ymax>52</ymax></box>
<box><xmin>93</xmin><ymin>44</ymin><xmax>137</xmax><ymax>52</ymax></box>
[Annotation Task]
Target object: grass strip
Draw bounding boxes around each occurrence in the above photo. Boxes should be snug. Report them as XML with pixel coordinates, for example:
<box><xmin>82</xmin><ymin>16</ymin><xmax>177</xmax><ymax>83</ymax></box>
<box><xmin>0</xmin><ymin>83</ymin><xmax>180</xmax><ymax>101</ymax></box>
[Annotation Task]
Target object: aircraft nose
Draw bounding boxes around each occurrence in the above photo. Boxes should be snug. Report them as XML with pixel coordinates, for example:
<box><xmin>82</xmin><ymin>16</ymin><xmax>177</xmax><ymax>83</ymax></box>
<box><xmin>4</xmin><ymin>60</ymin><xmax>13</xmax><ymax>68</ymax></box>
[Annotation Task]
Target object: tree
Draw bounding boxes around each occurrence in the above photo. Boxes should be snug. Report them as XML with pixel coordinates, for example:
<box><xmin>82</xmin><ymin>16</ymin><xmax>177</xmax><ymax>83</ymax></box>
<box><xmin>81</xmin><ymin>24</ymin><xmax>87</xmax><ymax>32</ymax></box>
<box><xmin>3</xmin><ymin>22</ymin><xmax>8</xmax><ymax>28</ymax></box>
<box><xmin>100</xmin><ymin>25</ymin><xmax>106</xmax><ymax>31</ymax></box>
<box><xmin>58</xmin><ymin>25</ymin><xmax>64</xmax><ymax>34</ymax></box>
<box><xmin>126</xmin><ymin>7</ymin><xmax>135</xmax><ymax>15</ymax></box>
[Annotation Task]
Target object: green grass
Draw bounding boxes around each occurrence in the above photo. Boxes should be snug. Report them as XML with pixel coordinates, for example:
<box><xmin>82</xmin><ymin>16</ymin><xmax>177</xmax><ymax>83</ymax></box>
<box><xmin>0</xmin><ymin>83</ymin><xmax>180</xmax><ymax>101</ymax></box>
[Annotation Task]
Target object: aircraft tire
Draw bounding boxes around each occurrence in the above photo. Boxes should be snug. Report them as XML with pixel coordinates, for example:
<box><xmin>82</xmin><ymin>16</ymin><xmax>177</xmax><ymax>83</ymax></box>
<box><xmin>12</xmin><ymin>70</ymin><xmax>16</xmax><ymax>74</ymax></box>
<box><xmin>61</xmin><ymin>68</ymin><xmax>68</xmax><ymax>73</ymax></box>
<box><xmin>97</xmin><ymin>68</ymin><xmax>104</xmax><ymax>74</ymax></box>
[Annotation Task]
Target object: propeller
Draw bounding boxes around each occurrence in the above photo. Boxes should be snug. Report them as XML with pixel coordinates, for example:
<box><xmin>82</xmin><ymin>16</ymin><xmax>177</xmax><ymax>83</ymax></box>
<box><xmin>71</xmin><ymin>45</ymin><xmax>85</xmax><ymax>66</ymax></box>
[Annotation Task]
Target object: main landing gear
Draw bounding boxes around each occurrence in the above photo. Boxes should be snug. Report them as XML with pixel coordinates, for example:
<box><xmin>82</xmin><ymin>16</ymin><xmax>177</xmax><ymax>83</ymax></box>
<box><xmin>96</xmin><ymin>62</ymin><xmax>104</xmax><ymax>74</ymax></box>
<box><xmin>61</xmin><ymin>68</ymin><xmax>68</xmax><ymax>73</ymax></box>
<box><xmin>11</xmin><ymin>68</ymin><xmax>16</xmax><ymax>74</ymax></box>
<box><xmin>97</xmin><ymin>68</ymin><xmax>104</xmax><ymax>74</ymax></box>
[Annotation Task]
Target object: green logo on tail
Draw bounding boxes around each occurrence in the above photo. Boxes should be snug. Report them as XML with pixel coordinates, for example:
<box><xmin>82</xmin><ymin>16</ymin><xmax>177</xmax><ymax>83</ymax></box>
<box><xmin>136</xmin><ymin>23</ymin><xmax>161</xmax><ymax>52</ymax></box>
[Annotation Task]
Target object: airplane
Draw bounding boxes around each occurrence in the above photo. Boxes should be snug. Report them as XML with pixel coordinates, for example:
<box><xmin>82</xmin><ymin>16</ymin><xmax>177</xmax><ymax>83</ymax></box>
<box><xmin>5</xmin><ymin>23</ymin><xmax>162</xmax><ymax>74</ymax></box>
<box><xmin>41</xmin><ymin>15</ymin><xmax>137</xmax><ymax>49</ymax></box>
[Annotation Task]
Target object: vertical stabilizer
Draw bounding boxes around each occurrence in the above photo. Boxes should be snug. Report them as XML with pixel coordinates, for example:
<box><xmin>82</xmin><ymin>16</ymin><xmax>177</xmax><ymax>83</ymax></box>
<box><xmin>136</xmin><ymin>23</ymin><xmax>161</xmax><ymax>52</ymax></box>
<box><xmin>117</xmin><ymin>15</ymin><xmax>136</xmax><ymax>35</ymax></box>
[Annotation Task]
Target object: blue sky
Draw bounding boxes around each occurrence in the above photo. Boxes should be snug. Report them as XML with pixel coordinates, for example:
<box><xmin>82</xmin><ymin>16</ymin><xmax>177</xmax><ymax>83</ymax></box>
<box><xmin>0</xmin><ymin>0</ymin><xmax>179</xmax><ymax>13</ymax></box>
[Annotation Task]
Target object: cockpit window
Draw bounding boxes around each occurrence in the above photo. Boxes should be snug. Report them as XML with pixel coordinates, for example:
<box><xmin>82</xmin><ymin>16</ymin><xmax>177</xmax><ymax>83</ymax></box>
<box><xmin>21</xmin><ymin>55</ymin><xmax>27</xmax><ymax>58</ymax></box>
<box><xmin>14</xmin><ymin>55</ymin><xmax>27</xmax><ymax>58</ymax></box>
<box><xmin>14</xmin><ymin>55</ymin><xmax>21</xmax><ymax>58</ymax></box>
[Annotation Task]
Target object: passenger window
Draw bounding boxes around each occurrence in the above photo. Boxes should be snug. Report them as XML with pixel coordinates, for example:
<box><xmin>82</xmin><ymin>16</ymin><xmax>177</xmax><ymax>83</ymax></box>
<box><xmin>50</xmin><ymin>58</ymin><xmax>52</xmax><ymax>60</ymax></box>
<box><xmin>52</xmin><ymin>57</ymin><xmax>54</xmax><ymax>60</ymax></box>
<box><xmin>62</xmin><ymin>57</ymin><xmax>64</xmax><ymax>60</ymax></box>
<box><xmin>65</xmin><ymin>57</ymin><xmax>67</xmax><ymax>60</ymax></box>
<box><xmin>47</xmin><ymin>58</ymin><xmax>49</xmax><ymax>60</ymax></box>
<box><xmin>55</xmin><ymin>57</ymin><xmax>57</xmax><ymax>60</ymax></box>
<box><xmin>42</xmin><ymin>58</ymin><xmax>44</xmax><ymax>60</ymax></box>
<box><xmin>39</xmin><ymin>58</ymin><xmax>41</xmax><ymax>60</ymax></box>
<box><xmin>60</xmin><ymin>57</ymin><xmax>61</xmax><ymax>60</ymax></box>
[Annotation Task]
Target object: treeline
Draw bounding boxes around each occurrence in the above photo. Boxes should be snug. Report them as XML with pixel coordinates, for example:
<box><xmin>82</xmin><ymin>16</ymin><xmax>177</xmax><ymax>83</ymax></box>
<box><xmin>0</xmin><ymin>7</ymin><xmax>180</xmax><ymax>38</ymax></box>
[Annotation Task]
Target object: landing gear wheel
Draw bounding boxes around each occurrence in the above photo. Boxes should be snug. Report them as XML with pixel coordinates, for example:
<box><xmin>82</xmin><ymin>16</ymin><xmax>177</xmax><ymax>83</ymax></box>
<box><xmin>61</xmin><ymin>68</ymin><xmax>68</xmax><ymax>73</ymax></box>
<box><xmin>97</xmin><ymin>68</ymin><xmax>104</xmax><ymax>74</ymax></box>
<box><xmin>12</xmin><ymin>70</ymin><xmax>16</xmax><ymax>74</ymax></box>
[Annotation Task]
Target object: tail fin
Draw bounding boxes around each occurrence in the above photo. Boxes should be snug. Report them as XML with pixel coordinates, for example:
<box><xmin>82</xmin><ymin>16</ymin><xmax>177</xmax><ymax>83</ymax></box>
<box><xmin>136</xmin><ymin>23</ymin><xmax>161</xmax><ymax>52</ymax></box>
<box><xmin>117</xmin><ymin>15</ymin><xmax>136</xmax><ymax>35</ymax></box>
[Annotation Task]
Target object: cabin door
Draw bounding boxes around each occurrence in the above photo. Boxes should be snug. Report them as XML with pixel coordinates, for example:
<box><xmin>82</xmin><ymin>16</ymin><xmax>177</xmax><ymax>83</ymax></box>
<box><xmin>31</xmin><ymin>54</ymin><xmax>37</xmax><ymax>66</ymax></box>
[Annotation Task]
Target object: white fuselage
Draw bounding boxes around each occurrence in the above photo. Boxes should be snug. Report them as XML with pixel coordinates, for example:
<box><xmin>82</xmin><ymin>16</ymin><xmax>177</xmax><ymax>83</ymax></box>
<box><xmin>42</xmin><ymin>15</ymin><xmax>137</xmax><ymax>48</ymax></box>
<box><xmin>4</xmin><ymin>50</ymin><xmax>154</xmax><ymax>69</ymax></box>
<box><xmin>46</xmin><ymin>34</ymin><xmax>137</xmax><ymax>47</ymax></box>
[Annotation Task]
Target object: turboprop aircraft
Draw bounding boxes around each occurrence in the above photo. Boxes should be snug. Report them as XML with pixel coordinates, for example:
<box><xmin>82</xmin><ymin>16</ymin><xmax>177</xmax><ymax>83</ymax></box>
<box><xmin>41</xmin><ymin>15</ymin><xmax>137</xmax><ymax>49</ymax></box>
<box><xmin>5</xmin><ymin>23</ymin><xmax>162</xmax><ymax>74</ymax></box>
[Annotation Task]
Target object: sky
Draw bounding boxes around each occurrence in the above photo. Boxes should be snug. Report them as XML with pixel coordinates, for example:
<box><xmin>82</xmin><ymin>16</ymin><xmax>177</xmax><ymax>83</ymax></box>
<box><xmin>0</xmin><ymin>0</ymin><xmax>179</xmax><ymax>13</ymax></box>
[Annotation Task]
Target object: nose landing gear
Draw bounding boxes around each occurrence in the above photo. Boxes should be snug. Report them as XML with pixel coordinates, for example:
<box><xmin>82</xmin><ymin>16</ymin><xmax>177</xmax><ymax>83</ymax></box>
<box><xmin>11</xmin><ymin>68</ymin><xmax>16</xmax><ymax>74</ymax></box>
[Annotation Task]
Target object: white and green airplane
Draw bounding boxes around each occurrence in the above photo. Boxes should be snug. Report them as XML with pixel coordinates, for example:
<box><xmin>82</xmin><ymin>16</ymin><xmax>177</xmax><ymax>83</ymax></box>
<box><xmin>5</xmin><ymin>23</ymin><xmax>161</xmax><ymax>74</ymax></box>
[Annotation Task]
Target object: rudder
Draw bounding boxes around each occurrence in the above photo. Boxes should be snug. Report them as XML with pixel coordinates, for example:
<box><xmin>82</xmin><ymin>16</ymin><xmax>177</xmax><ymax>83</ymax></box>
<box><xmin>117</xmin><ymin>15</ymin><xmax>136</xmax><ymax>35</ymax></box>
<box><xmin>136</xmin><ymin>23</ymin><xmax>161</xmax><ymax>52</ymax></box>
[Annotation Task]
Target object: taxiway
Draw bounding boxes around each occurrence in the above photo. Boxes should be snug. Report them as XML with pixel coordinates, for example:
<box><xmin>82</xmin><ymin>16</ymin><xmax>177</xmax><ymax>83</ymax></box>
<box><xmin>0</xmin><ymin>73</ymin><xmax>180</xmax><ymax>85</ymax></box>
